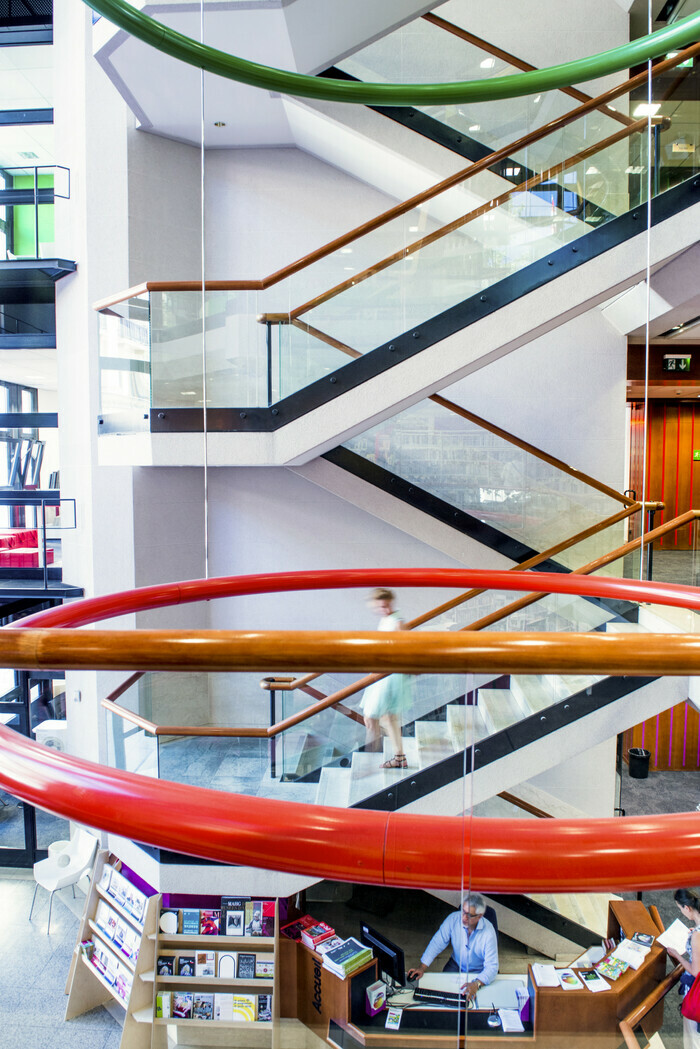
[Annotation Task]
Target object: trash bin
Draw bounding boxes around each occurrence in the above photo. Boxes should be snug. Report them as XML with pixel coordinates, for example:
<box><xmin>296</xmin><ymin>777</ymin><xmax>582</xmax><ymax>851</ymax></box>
<box><xmin>628</xmin><ymin>747</ymin><xmax>651</xmax><ymax>779</ymax></box>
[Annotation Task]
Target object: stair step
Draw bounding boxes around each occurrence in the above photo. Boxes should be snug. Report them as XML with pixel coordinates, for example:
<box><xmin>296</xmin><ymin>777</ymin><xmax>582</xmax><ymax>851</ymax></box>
<box><xmin>314</xmin><ymin>767</ymin><xmax>352</xmax><ymax>808</ymax></box>
<box><xmin>604</xmin><ymin>620</ymin><xmax>646</xmax><ymax>633</ymax></box>
<box><xmin>446</xmin><ymin>703</ymin><xmax>489</xmax><ymax>747</ymax></box>
<box><xmin>414</xmin><ymin>720</ymin><xmax>459</xmax><ymax>768</ymax></box>
<box><xmin>478</xmin><ymin>688</ymin><xmax>527</xmax><ymax>734</ymax></box>
<box><xmin>640</xmin><ymin>604</ymin><xmax>699</xmax><ymax>633</ymax></box>
<box><xmin>510</xmin><ymin>676</ymin><xmax>560</xmax><ymax>713</ymax></box>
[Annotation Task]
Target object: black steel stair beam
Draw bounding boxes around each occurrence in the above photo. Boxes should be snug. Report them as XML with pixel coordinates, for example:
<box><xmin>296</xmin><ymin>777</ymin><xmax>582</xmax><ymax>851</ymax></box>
<box><xmin>110</xmin><ymin>177</ymin><xmax>700</xmax><ymax>438</ymax></box>
<box><xmin>319</xmin><ymin>66</ymin><xmax>614</xmax><ymax>224</ymax></box>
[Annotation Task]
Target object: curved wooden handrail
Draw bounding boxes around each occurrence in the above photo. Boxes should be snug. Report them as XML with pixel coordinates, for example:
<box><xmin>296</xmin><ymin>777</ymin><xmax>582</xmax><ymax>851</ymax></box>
<box><xmin>106</xmin><ymin>500</ymin><xmax>688</xmax><ymax>737</ymax></box>
<box><xmin>7</xmin><ymin>626</ymin><xmax>700</xmax><ymax>677</ymax></box>
<box><xmin>421</xmin><ymin>12</ymin><xmax>635</xmax><ymax>125</ymax></box>
<box><xmin>92</xmin><ymin>40</ymin><xmax>700</xmax><ymax>313</ymax></box>
<box><xmin>496</xmin><ymin>791</ymin><xmax>554</xmax><ymax>819</ymax></box>
<box><xmin>619</xmin><ymin>963</ymin><xmax>682</xmax><ymax>1049</ymax></box>
<box><xmin>266</xmin><ymin>502</ymin><xmax>641</xmax><ymax>694</ymax></box>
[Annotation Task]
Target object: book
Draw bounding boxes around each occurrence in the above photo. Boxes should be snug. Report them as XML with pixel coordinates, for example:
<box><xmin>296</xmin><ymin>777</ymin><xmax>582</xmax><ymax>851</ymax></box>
<box><xmin>245</xmin><ymin>901</ymin><xmax>264</xmax><ymax>936</ymax></box>
<box><xmin>178</xmin><ymin>954</ymin><xmax>195</xmax><ymax>977</ymax></box>
<box><xmin>632</xmin><ymin>931</ymin><xmax>655</xmax><ymax>948</ymax></box>
<box><xmin>221</xmin><ymin>896</ymin><xmax>249</xmax><ymax>937</ymax></box>
<box><xmin>95</xmin><ymin>900</ymin><xmax>116</xmax><ymax>938</ymax></box>
<box><xmin>557</xmin><ymin>968</ymin><xmax>583</xmax><ymax>990</ymax></box>
<box><xmin>255</xmin><ymin>958</ymin><xmax>274</xmax><ymax>979</ymax></box>
<box><xmin>657</xmin><ymin>919</ymin><xmax>689</xmax><ymax>955</ymax></box>
<box><xmin>531</xmin><ymin>964</ymin><xmax>559</xmax><ymax>987</ymax></box>
<box><xmin>237</xmin><ymin>953</ymin><xmax>256</xmax><ymax>979</ymax></box>
<box><xmin>316</xmin><ymin>935</ymin><xmax>345</xmax><ymax>956</ymax></box>
<box><xmin>214</xmin><ymin>993</ymin><xmax>234</xmax><ymax>1021</ymax></box>
<box><xmin>499</xmin><ymin>1009</ymin><xmax>524</xmax><ymax>1032</ymax></box>
<box><xmin>579</xmin><ymin>969</ymin><xmax>610</xmax><ymax>993</ymax></box>
<box><xmin>159</xmin><ymin>909</ymin><xmax>179</xmax><ymax>935</ymax></box>
<box><xmin>222</xmin><ymin>907</ymin><xmax>245</xmax><ymax>937</ymax></box>
<box><xmin>322</xmin><ymin>937</ymin><xmax>373</xmax><ymax>978</ymax></box>
<box><xmin>300</xmin><ymin>920</ymin><xmax>336</xmax><ymax>949</ymax></box>
<box><xmin>157</xmin><ymin>955</ymin><xmax>175</xmax><ymax>976</ymax></box>
<box><xmin>200</xmin><ymin>909</ymin><xmax>221</xmax><ymax>936</ymax></box>
<box><xmin>281</xmin><ymin>915</ymin><xmax>316</xmax><ymax>941</ymax></box>
<box><xmin>156</xmin><ymin>991</ymin><xmax>171</xmax><ymax>1018</ymax></box>
<box><xmin>99</xmin><ymin>865</ymin><xmax>113</xmax><ymax>892</ymax></box>
<box><xmin>231</xmin><ymin>994</ymin><xmax>257</xmax><ymax>1021</ymax></box>
<box><xmin>172</xmin><ymin>992</ymin><xmax>194</xmax><ymax>1019</ymax></box>
<box><xmin>218</xmin><ymin>952</ymin><xmax>237</xmax><ymax>979</ymax></box>
<box><xmin>195</xmin><ymin>951</ymin><xmax>217</xmax><ymax>977</ymax></box>
<box><xmin>595</xmin><ymin>955</ymin><xmax>629</xmax><ymax>981</ymax></box>
<box><xmin>257</xmin><ymin>993</ymin><xmax>273</xmax><ymax>1021</ymax></box>
<box><xmin>613</xmin><ymin>938</ymin><xmax>650</xmax><ymax>970</ymax></box>
<box><xmin>261</xmin><ymin>900</ymin><xmax>275</xmax><ymax>937</ymax></box>
<box><xmin>193</xmin><ymin>993</ymin><xmax>214</xmax><ymax>1020</ymax></box>
<box><xmin>181</xmin><ymin>908</ymin><xmax>200</xmax><ymax>936</ymax></box>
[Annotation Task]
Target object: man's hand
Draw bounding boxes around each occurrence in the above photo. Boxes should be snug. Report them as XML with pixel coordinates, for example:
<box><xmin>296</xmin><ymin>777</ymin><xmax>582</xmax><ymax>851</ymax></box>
<box><xmin>461</xmin><ymin>979</ymin><xmax>481</xmax><ymax>1001</ymax></box>
<box><xmin>407</xmin><ymin>964</ymin><xmax>427</xmax><ymax>981</ymax></box>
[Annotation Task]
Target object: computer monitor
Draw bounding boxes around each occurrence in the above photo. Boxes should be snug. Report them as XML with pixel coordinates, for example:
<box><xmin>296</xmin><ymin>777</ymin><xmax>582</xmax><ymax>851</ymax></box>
<box><xmin>359</xmin><ymin>922</ymin><xmax>406</xmax><ymax>989</ymax></box>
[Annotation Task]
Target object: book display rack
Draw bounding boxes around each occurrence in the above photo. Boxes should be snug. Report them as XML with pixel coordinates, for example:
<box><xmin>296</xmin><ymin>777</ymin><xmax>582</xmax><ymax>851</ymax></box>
<box><xmin>65</xmin><ymin>850</ymin><xmax>158</xmax><ymax>1049</ymax></box>
<box><xmin>66</xmin><ymin>851</ymin><xmax>280</xmax><ymax>1049</ymax></box>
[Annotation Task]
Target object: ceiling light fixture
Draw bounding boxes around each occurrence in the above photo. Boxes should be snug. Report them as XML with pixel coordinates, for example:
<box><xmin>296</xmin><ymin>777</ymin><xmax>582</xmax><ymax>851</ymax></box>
<box><xmin>213</xmin><ymin>121</ymin><xmax>226</xmax><ymax>127</ymax></box>
<box><xmin>633</xmin><ymin>102</ymin><xmax>661</xmax><ymax>117</ymax></box>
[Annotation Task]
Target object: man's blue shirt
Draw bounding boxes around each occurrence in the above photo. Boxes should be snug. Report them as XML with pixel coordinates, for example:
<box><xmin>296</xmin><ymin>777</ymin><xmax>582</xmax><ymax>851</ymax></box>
<box><xmin>420</xmin><ymin>913</ymin><xmax>498</xmax><ymax>984</ymax></box>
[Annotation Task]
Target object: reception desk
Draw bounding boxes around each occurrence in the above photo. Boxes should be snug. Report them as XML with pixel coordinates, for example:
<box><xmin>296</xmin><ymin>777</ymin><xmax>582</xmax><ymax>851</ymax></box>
<box><xmin>285</xmin><ymin>901</ymin><xmax>670</xmax><ymax>1049</ymax></box>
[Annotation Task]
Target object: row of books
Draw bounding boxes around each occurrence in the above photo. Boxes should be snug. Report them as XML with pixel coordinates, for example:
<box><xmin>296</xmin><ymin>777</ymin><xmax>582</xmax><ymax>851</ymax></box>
<box><xmin>281</xmin><ymin>914</ymin><xmax>336</xmax><ymax>948</ymax></box>
<box><xmin>94</xmin><ymin>900</ymin><xmax>141</xmax><ymax>964</ymax></box>
<box><xmin>88</xmin><ymin>941</ymin><xmax>134</xmax><ymax>1003</ymax></box>
<box><xmin>156</xmin><ymin>991</ymin><xmax>272</xmax><ymax>1021</ymax></box>
<box><xmin>99</xmin><ymin>864</ymin><xmax>148</xmax><ymax>927</ymax></box>
<box><xmin>281</xmin><ymin>914</ymin><xmax>374</xmax><ymax>980</ymax></box>
<box><xmin>157</xmin><ymin>950</ymin><xmax>273</xmax><ymax>980</ymax></box>
<box><xmin>159</xmin><ymin>898</ymin><xmax>275</xmax><ymax>937</ymax></box>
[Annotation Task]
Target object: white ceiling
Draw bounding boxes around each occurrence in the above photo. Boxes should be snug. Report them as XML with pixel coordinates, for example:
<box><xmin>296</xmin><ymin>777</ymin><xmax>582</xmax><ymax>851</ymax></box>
<box><xmin>0</xmin><ymin>44</ymin><xmax>53</xmax><ymax>167</ymax></box>
<box><xmin>92</xmin><ymin>0</ymin><xmax>440</xmax><ymax>148</ymax></box>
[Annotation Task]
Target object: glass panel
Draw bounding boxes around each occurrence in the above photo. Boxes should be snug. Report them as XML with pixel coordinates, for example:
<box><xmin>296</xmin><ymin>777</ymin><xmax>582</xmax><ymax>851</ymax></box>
<box><xmin>98</xmin><ymin>293</ymin><xmax>151</xmax><ymax>420</ymax></box>
<box><xmin>343</xmin><ymin>399</ymin><xmax>627</xmax><ymax>563</ymax></box>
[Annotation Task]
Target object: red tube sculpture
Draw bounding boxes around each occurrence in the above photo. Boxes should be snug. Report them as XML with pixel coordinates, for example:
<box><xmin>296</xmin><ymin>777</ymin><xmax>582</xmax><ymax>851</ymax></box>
<box><xmin>1</xmin><ymin>567</ymin><xmax>699</xmax><ymax>891</ymax></box>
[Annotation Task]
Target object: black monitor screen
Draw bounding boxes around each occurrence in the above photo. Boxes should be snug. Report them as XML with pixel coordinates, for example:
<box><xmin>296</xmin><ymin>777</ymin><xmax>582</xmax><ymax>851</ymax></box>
<box><xmin>359</xmin><ymin>922</ymin><xmax>406</xmax><ymax>988</ymax></box>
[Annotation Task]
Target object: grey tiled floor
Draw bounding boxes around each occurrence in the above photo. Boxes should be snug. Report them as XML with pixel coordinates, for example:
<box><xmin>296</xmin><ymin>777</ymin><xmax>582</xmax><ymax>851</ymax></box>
<box><xmin>0</xmin><ymin>870</ymin><xmax>121</xmax><ymax>1048</ymax></box>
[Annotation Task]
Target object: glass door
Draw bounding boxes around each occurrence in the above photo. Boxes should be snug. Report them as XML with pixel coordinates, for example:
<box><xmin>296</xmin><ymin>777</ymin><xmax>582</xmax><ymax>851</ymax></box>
<box><xmin>0</xmin><ymin>669</ymin><xmax>70</xmax><ymax>866</ymax></box>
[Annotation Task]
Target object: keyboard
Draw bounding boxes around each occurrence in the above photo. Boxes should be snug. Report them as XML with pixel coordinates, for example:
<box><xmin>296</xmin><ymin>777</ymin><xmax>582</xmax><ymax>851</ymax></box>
<box><xmin>413</xmin><ymin>987</ymin><xmax>467</xmax><ymax>1007</ymax></box>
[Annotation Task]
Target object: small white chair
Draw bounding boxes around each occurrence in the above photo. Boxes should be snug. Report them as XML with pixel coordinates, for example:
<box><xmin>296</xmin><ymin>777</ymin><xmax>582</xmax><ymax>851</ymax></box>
<box><xmin>29</xmin><ymin>827</ymin><xmax>99</xmax><ymax>934</ymax></box>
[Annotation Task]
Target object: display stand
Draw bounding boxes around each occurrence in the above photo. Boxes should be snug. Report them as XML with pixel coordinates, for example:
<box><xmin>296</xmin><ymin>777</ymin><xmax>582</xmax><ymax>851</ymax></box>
<box><xmin>150</xmin><ymin>913</ymin><xmax>279</xmax><ymax>1049</ymax></box>
<box><xmin>65</xmin><ymin>849</ymin><xmax>158</xmax><ymax>1049</ymax></box>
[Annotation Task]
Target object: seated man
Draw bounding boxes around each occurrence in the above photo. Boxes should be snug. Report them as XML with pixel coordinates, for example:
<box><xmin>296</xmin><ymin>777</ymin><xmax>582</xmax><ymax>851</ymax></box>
<box><xmin>407</xmin><ymin>892</ymin><xmax>498</xmax><ymax>1002</ymax></box>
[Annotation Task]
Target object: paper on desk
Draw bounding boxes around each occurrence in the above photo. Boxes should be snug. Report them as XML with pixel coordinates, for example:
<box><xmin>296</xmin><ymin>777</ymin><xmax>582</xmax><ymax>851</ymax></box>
<box><xmin>498</xmin><ymin>1009</ymin><xmax>524</xmax><ymax>1032</ymax></box>
<box><xmin>531</xmin><ymin>964</ymin><xmax>559</xmax><ymax>987</ymax></box>
<box><xmin>656</xmin><ymin>919</ymin><xmax>689</xmax><ymax>955</ymax></box>
<box><xmin>612</xmin><ymin>939</ymin><xmax>649</xmax><ymax>970</ymax></box>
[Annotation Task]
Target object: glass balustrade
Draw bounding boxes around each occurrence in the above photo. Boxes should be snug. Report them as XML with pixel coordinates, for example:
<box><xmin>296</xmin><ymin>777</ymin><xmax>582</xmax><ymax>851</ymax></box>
<box><xmin>343</xmin><ymin>398</ymin><xmax>628</xmax><ymax>565</ymax></box>
<box><xmin>97</xmin><ymin>51</ymin><xmax>698</xmax><ymax>424</ymax></box>
<box><xmin>0</xmin><ymin>165</ymin><xmax>69</xmax><ymax>261</ymax></box>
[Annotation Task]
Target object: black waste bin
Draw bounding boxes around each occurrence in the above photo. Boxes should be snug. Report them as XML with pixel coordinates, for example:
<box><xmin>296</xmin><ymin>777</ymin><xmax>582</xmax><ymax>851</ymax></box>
<box><xmin>628</xmin><ymin>747</ymin><xmax>651</xmax><ymax>779</ymax></box>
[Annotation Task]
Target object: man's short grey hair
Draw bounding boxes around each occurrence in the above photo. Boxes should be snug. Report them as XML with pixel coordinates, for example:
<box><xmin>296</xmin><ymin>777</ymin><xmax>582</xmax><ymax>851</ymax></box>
<box><xmin>462</xmin><ymin>893</ymin><xmax>486</xmax><ymax>914</ymax></box>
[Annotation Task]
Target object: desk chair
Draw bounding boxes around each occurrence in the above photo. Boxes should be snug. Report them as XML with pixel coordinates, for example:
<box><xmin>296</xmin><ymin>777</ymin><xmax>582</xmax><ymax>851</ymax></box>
<box><xmin>29</xmin><ymin>827</ymin><xmax>99</xmax><ymax>934</ymax></box>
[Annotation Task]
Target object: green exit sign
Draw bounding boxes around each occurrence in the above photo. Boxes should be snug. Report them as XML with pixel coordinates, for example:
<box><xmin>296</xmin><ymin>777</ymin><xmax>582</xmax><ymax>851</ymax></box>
<box><xmin>663</xmin><ymin>354</ymin><xmax>692</xmax><ymax>372</ymax></box>
<box><xmin>694</xmin><ymin>451</ymin><xmax>700</xmax><ymax>461</ymax></box>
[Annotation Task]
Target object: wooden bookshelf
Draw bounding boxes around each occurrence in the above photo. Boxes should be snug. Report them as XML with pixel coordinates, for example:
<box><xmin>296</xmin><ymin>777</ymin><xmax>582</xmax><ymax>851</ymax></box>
<box><xmin>65</xmin><ymin>850</ymin><xmax>158</xmax><ymax>1049</ymax></box>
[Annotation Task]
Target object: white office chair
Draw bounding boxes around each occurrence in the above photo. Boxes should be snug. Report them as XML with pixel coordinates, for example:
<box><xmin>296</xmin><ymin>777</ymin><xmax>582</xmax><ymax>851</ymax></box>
<box><xmin>29</xmin><ymin>827</ymin><xmax>99</xmax><ymax>934</ymax></box>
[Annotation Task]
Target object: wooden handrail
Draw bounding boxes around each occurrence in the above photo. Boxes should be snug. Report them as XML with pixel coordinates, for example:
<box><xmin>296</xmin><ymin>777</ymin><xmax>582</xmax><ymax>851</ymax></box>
<box><xmin>102</xmin><ymin>502</ymin><xmax>700</xmax><ymax>740</ymax></box>
<box><xmin>270</xmin><ymin>503</ymin><xmax>641</xmax><ymax>692</ymax></box>
<box><xmin>619</xmin><ymin>963</ymin><xmax>682</xmax><ymax>1049</ymax></box>
<box><xmin>92</xmin><ymin>41</ymin><xmax>700</xmax><ymax>313</ymax></box>
<box><xmin>276</xmin><ymin>317</ymin><xmax>637</xmax><ymax>509</ymax></box>
<box><xmin>496</xmin><ymin>791</ymin><xmax>554</xmax><ymax>818</ymax></box>
<box><xmin>284</xmin><ymin>114</ymin><xmax>666</xmax><ymax>322</ymax></box>
<box><xmin>421</xmin><ymin>12</ymin><xmax>635</xmax><ymax>126</ymax></box>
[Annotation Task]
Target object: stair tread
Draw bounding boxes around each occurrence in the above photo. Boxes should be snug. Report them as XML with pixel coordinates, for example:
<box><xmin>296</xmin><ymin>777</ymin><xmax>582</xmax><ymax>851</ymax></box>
<box><xmin>479</xmin><ymin>688</ymin><xmax>526</xmax><ymax>733</ymax></box>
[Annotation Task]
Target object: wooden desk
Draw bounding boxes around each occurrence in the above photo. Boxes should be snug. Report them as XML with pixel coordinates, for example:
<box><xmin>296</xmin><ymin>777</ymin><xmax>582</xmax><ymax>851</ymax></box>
<box><xmin>287</xmin><ymin>901</ymin><xmax>670</xmax><ymax>1049</ymax></box>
